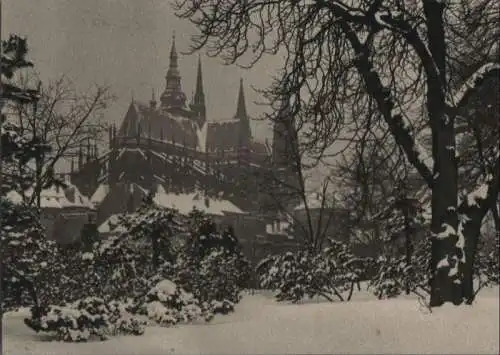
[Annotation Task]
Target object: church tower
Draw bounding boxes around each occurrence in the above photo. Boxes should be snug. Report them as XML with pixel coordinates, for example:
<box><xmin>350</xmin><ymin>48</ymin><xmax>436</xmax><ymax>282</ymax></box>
<box><xmin>234</xmin><ymin>78</ymin><xmax>251</xmax><ymax>149</ymax></box>
<box><xmin>190</xmin><ymin>55</ymin><xmax>207</xmax><ymax>127</ymax></box>
<box><xmin>272</xmin><ymin>98</ymin><xmax>298</xmax><ymax>168</ymax></box>
<box><xmin>160</xmin><ymin>33</ymin><xmax>187</xmax><ymax>110</ymax></box>
<box><xmin>268</xmin><ymin>98</ymin><xmax>301</xmax><ymax>212</ymax></box>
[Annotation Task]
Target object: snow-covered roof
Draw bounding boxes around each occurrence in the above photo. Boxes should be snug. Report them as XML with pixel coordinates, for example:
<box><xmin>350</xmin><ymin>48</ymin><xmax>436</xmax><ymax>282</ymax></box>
<box><xmin>98</xmin><ymin>214</ymin><xmax>127</xmax><ymax>234</ymax></box>
<box><xmin>153</xmin><ymin>185</ymin><xmax>245</xmax><ymax>216</ymax></box>
<box><xmin>90</xmin><ymin>184</ymin><xmax>109</xmax><ymax>205</ymax></box>
<box><xmin>23</xmin><ymin>182</ymin><xmax>93</xmax><ymax>209</ymax></box>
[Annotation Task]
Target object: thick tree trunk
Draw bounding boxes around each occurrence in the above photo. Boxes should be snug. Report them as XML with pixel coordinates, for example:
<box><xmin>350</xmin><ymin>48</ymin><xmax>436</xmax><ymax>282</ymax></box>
<box><xmin>423</xmin><ymin>1</ymin><xmax>464</xmax><ymax>307</ymax></box>
<box><xmin>458</xmin><ymin>204</ymin><xmax>487</xmax><ymax>304</ymax></box>
<box><xmin>462</xmin><ymin>224</ymin><xmax>480</xmax><ymax>305</ymax></box>
<box><xmin>403</xmin><ymin>206</ymin><xmax>412</xmax><ymax>295</ymax></box>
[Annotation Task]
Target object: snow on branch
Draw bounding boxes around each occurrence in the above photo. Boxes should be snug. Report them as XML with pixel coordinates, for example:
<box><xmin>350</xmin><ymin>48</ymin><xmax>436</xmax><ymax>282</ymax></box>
<box><xmin>340</xmin><ymin>18</ymin><xmax>435</xmax><ymax>188</ymax></box>
<box><xmin>391</xmin><ymin>106</ymin><xmax>434</xmax><ymax>185</ymax></box>
<box><xmin>448</xmin><ymin>63</ymin><xmax>500</xmax><ymax>109</ymax></box>
<box><xmin>458</xmin><ymin>153</ymin><xmax>500</xmax><ymax>216</ymax></box>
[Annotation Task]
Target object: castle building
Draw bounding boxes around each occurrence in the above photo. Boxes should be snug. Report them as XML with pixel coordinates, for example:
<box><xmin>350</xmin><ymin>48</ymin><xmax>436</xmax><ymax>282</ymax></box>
<box><xmin>69</xmin><ymin>34</ymin><xmax>299</xmax><ymax>247</ymax></box>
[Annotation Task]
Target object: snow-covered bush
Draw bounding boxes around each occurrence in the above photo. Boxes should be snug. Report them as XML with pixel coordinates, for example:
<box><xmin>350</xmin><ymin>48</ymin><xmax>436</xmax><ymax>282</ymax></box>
<box><xmin>133</xmin><ymin>279</ymin><xmax>213</xmax><ymax>326</ymax></box>
<box><xmin>24</xmin><ymin>297</ymin><xmax>146</xmax><ymax>342</ymax></box>
<box><xmin>474</xmin><ymin>232</ymin><xmax>499</xmax><ymax>292</ymax></box>
<box><xmin>115</xmin><ymin>194</ymin><xmax>184</xmax><ymax>267</ymax></box>
<box><xmin>258</xmin><ymin>240</ymin><xmax>372</xmax><ymax>303</ymax></box>
<box><xmin>1</xmin><ymin>110</ymin><xmax>57</xmax><ymax>312</ymax></box>
<box><xmin>369</xmin><ymin>239</ymin><xmax>431</xmax><ymax>299</ymax></box>
<box><xmin>0</xmin><ymin>198</ymin><xmax>59</xmax><ymax>312</ymax></box>
<box><xmin>174</xmin><ymin>215</ymin><xmax>251</xmax><ymax>313</ymax></box>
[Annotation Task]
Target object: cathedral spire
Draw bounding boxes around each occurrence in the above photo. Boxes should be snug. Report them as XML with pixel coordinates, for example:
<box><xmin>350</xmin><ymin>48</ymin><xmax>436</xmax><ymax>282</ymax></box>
<box><xmin>170</xmin><ymin>31</ymin><xmax>177</xmax><ymax>62</ymax></box>
<box><xmin>235</xmin><ymin>78</ymin><xmax>251</xmax><ymax>148</ymax></box>
<box><xmin>191</xmin><ymin>54</ymin><xmax>206</xmax><ymax>124</ymax></box>
<box><xmin>160</xmin><ymin>32</ymin><xmax>187</xmax><ymax>110</ymax></box>
<box><xmin>235</xmin><ymin>78</ymin><xmax>248</xmax><ymax>119</ymax></box>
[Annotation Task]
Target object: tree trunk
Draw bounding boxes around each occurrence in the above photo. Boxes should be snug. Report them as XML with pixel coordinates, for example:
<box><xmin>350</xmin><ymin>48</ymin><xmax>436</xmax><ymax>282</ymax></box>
<box><xmin>462</xmin><ymin>226</ymin><xmax>480</xmax><ymax>305</ymax></box>
<box><xmin>459</xmin><ymin>206</ymin><xmax>485</xmax><ymax>304</ymax></box>
<box><xmin>424</xmin><ymin>1</ymin><xmax>464</xmax><ymax>307</ymax></box>
<box><xmin>402</xmin><ymin>204</ymin><xmax>413</xmax><ymax>295</ymax></box>
<box><xmin>492</xmin><ymin>203</ymin><xmax>500</xmax><ymax>239</ymax></box>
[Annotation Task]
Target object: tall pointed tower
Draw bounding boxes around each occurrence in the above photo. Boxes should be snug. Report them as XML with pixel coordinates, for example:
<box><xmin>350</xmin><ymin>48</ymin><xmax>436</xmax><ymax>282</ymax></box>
<box><xmin>190</xmin><ymin>56</ymin><xmax>207</xmax><ymax>126</ymax></box>
<box><xmin>160</xmin><ymin>33</ymin><xmax>187</xmax><ymax>110</ymax></box>
<box><xmin>272</xmin><ymin>98</ymin><xmax>298</xmax><ymax>167</ymax></box>
<box><xmin>267</xmin><ymin>98</ymin><xmax>301</xmax><ymax>212</ymax></box>
<box><xmin>234</xmin><ymin>78</ymin><xmax>251</xmax><ymax>148</ymax></box>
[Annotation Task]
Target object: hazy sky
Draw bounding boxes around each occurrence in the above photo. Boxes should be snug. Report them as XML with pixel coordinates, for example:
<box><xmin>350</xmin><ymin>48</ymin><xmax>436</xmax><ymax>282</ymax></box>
<box><xmin>3</xmin><ymin>0</ymin><xmax>284</xmax><ymax>141</ymax></box>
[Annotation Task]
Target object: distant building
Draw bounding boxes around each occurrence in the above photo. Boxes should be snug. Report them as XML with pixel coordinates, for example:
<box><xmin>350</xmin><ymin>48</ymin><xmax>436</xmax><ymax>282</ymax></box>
<box><xmin>6</xmin><ymin>176</ymin><xmax>96</xmax><ymax>244</ymax></box>
<box><xmin>68</xmin><ymin>34</ymin><xmax>300</xmax><ymax>256</ymax></box>
<box><xmin>291</xmin><ymin>193</ymin><xmax>350</xmax><ymax>244</ymax></box>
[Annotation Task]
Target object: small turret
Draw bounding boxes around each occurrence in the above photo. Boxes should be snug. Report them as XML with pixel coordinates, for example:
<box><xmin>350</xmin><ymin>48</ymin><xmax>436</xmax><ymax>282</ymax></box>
<box><xmin>150</xmin><ymin>88</ymin><xmax>157</xmax><ymax>109</ymax></box>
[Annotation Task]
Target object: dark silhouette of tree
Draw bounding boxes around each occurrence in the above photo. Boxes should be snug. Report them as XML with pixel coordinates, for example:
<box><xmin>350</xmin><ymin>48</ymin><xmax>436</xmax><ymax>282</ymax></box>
<box><xmin>173</xmin><ymin>0</ymin><xmax>500</xmax><ymax>306</ymax></box>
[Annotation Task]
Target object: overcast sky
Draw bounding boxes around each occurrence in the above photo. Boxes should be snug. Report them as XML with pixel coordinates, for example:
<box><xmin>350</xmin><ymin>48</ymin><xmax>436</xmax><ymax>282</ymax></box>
<box><xmin>3</xmin><ymin>0</ymin><xmax>284</xmax><ymax>141</ymax></box>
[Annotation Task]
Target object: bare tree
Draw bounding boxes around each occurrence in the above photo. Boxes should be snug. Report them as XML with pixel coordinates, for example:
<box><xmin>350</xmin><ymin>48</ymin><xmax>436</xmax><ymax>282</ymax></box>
<box><xmin>6</xmin><ymin>74</ymin><xmax>113</xmax><ymax>208</ymax></box>
<box><xmin>257</xmin><ymin>99</ymin><xmax>342</xmax><ymax>252</ymax></box>
<box><xmin>174</xmin><ymin>0</ymin><xmax>500</xmax><ymax>307</ymax></box>
<box><xmin>334</xmin><ymin>130</ymin><xmax>411</xmax><ymax>254</ymax></box>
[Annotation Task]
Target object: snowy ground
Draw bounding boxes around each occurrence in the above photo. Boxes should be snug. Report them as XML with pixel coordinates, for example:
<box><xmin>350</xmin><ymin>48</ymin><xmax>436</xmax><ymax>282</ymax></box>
<box><xmin>4</xmin><ymin>286</ymin><xmax>499</xmax><ymax>355</ymax></box>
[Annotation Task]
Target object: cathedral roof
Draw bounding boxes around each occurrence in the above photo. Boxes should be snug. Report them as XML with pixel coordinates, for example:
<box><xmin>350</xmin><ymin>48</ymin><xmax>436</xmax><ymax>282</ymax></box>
<box><xmin>117</xmin><ymin>99</ymin><xmax>266</xmax><ymax>155</ymax></box>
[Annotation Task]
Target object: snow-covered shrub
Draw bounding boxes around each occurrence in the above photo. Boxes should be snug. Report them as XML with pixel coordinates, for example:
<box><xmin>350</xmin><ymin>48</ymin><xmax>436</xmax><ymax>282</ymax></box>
<box><xmin>179</xmin><ymin>248</ymin><xmax>244</xmax><ymax>311</ymax></box>
<box><xmin>134</xmin><ymin>279</ymin><xmax>213</xmax><ymax>326</ymax></box>
<box><xmin>24</xmin><ymin>297</ymin><xmax>146</xmax><ymax>342</ymax></box>
<box><xmin>2</xmin><ymin>104</ymin><xmax>63</xmax><ymax>312</ymax></box>
<box><xmin>369</xmin><ymin>239</ymin><xmax>431</xmax><ymax>299</ymax></box>
<box><xmin>474</xmin><ymin>232</ymin><xmax>499</xmax><ymax>292</ymax></box>
<box><xmin>0</xmin><ymin>198</ymin><xmax>59</xmax><ymax>312</ymax></box>
<box><xmin>174</xmin><ymin>215</ymin><xmax>251</xmax><ymax>313</ymax></box>
<box><xmin>259</xmin><ymin>240</ymin><xmax>372</xmax><ymax>303</ymax></box>
<box><xmin>115</xmin><ymin>194</ymin><xmax>184</xmax><ymax>267</ymax></box>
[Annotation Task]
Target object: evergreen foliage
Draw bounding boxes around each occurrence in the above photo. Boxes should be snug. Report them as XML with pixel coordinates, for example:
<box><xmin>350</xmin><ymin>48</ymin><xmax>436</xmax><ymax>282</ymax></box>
<box><xmin>24</xmin><ymin>297</ymin><xmax>146</xmax><ymax>342</ymax></box>
<box><xmin>0</xmin><ymin>198</ymin><xmax>58</xmax><ymax>311</ymax></box>
<box><xmin>174</xmin><ymin>212</ymin><xmax>251</xmax><ymax>314</ymax></box>
<box><xmin>258</xmin><ymin>239</ymin><xmax>373</xmax><ymax>303</ymax></box>
<box><xmin>1</xmin><ymin>35</ymin><xmax>56</xmax><ymax>313</ymax></box>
